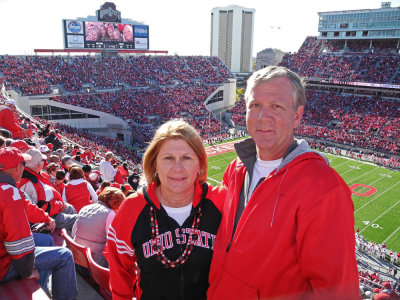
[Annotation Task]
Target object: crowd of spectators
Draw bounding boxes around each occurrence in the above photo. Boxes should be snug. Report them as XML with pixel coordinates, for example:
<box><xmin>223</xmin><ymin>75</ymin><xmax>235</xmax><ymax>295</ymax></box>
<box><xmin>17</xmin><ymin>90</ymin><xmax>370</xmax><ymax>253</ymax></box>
<box><xmin>0</xmin><ymin>55</ymin><xmax>232</xmax><ymax>95</ymax></box>
<box><xmin>280</xmin><ymin>36</ymin><xmax>400</xmax><ymax>84</ymax></box>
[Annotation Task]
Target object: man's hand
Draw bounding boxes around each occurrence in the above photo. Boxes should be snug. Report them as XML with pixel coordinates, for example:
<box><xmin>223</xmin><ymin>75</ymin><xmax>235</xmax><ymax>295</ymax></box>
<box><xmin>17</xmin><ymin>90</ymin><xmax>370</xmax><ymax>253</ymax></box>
<box><xmin>26</xmin><ymin>268</ymin><xmax>40</xmax><ymax>280</ymax></box>
<box><xmin>46</xmin><ymin>219</ymin><xmax>56</xmax><ymax>232</ymax></box>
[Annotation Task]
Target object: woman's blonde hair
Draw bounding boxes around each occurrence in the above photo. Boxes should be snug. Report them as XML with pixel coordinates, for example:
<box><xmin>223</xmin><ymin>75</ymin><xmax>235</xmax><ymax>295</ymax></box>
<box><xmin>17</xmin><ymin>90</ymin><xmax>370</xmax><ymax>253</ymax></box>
<box><xmin>143</xmin><ymin>120</ymin><xmax>207</xmax><ymax>185</ymax></box>
<box><xmin>98</xmin><ymin>187</ymin><xmax>125</xmax><ymax>210</ymax></box>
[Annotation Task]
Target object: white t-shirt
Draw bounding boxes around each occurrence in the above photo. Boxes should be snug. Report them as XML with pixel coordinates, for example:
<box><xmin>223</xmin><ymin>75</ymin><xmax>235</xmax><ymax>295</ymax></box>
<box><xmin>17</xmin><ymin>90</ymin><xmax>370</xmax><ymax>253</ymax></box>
<box><xmin>248</xmin><ymin>156</ymin><xmax>282</xmax><ymax>198</ymax></box>
<box><xmin>162</xmin><ymin>203</ymin><xmax>192</xmax><ymax>226</ymax></box>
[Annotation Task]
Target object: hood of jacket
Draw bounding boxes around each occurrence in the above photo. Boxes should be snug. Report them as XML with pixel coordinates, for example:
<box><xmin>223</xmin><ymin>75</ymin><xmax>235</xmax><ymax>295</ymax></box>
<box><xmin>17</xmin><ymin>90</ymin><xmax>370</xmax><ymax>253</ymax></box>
<box><xmin>0</xmin><ymin>170</ymin><xmax>17</xmax><ymax>186</ymax></box>
<box><xmin>234</xmin><ymin>138</ymin><xmax>329</xmax><ymax>176</ymax></box>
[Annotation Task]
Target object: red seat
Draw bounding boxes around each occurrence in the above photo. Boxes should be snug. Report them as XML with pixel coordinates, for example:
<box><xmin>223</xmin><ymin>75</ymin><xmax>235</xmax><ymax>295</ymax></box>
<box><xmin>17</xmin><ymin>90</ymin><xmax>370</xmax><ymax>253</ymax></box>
<box><xmin>0</xmin><ymin>278</ymin><xmax>50</xmax><ymax>299</ymax></box>
<box><xmin>86</xmin><ymin>249</ymin><xmax>112</xmax><ymax>300</ymax></box>
<box><xmin>61</xmin><ymin>229</ymin><xmax>90</xmax><ymax>270</ymax></box>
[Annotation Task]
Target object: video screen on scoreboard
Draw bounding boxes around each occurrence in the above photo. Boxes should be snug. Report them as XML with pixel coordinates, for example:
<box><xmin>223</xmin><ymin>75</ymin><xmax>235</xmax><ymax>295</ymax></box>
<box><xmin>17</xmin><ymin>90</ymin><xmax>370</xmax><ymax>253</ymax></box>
<box><xmin>63</xmin><ymin>19</ymin><xmax>149</xmax><ymax>50</ymax></box>
<box><xmin>84</xmin><ymin>21</ymin><xmax>135</xmax><ymax>49</ymax></box>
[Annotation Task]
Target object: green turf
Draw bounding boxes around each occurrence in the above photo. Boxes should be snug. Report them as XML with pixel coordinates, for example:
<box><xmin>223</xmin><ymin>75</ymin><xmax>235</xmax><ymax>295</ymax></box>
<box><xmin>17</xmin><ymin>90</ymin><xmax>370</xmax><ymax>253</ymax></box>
<box><xmin>207</xmin><ymin>150</ymin><xmax>400</xmax><ymax>252</ymax></box>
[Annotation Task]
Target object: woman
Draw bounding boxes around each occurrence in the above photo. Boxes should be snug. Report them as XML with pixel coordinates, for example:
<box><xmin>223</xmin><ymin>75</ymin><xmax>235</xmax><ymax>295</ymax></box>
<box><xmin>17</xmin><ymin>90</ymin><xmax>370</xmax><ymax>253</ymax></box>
<box><xmin>46</xmin><ymin>162</ymin><xmax>60</xmax><ymax>184</ymax></box>
<box><xmin>107</xmin><ymin>120</ymin><xmax>226</xmax><ymax>300</ymax></box>
<box><xmin>62</xmin><ymin>166</ymin><xmax>98</xmax><ymax>213</ymax></box>
<box><xmin>73</xmin><ymin>187</ymin><xmax>124</xmax><ymax>267</ymax></box>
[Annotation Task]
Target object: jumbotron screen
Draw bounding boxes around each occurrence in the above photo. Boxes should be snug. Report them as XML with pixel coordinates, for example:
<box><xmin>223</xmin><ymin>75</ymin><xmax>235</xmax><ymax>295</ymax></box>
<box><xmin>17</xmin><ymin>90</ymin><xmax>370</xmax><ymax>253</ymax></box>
<box><xmin>63</xmin><ymin>20</ymin><xmax>149</xmax><ymax>50</ymax></box>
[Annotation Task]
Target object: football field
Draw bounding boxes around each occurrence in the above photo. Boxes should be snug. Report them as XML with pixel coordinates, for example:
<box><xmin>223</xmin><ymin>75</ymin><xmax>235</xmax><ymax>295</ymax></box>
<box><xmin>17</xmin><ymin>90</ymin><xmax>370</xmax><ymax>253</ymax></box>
<box><xmin>207</xmin><ymin>146</ymin><xmax>400</xmax><ymax>253</ymax></box>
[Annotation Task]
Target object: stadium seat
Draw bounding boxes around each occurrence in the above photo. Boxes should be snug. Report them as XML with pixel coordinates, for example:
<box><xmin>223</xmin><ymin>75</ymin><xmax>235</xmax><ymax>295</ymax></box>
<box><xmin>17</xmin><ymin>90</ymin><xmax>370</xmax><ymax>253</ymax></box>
<box><xmin>61</xmin><ymin>229</ymin><xmax>91</xmax><ymax>270</ymax></box>
<box><xmin>86</xmin><ymin>250</ymin><xmax>112</xmax><ymax>300</ymax></box>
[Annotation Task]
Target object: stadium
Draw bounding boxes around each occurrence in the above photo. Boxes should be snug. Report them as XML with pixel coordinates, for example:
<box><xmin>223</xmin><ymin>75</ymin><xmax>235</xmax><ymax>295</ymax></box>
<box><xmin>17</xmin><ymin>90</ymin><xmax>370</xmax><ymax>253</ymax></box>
<box><xmin>0</xmin><ymin>1</ymin><xmax>399</xmax><ymax>299</ymax></box>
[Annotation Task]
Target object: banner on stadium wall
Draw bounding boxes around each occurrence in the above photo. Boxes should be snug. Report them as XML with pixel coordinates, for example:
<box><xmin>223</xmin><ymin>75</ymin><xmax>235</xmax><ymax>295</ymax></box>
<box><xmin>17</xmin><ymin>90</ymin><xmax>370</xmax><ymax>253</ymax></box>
<box><xmin>320</xmin><ymin>79</ymin><xmax>400</xmax><ymax>90</ymax></box>
<box><xmin>134</xmin><ymin>37</ymin><xmax>148</xmax><ymax>49</ymax></box>
<box><xmin>65</xmin><ymin>20</ymin><xmax>84</xmax><ymax>34</ymax></box>
<box><xmin>134</xmin><ymin>25</ymin><xmax>149</xmax><ymax>37</ymax></box>
<box><xmin>67</xmin><ymin>35</ymin><xmax>85</xmax><ymax>48</ymax></box>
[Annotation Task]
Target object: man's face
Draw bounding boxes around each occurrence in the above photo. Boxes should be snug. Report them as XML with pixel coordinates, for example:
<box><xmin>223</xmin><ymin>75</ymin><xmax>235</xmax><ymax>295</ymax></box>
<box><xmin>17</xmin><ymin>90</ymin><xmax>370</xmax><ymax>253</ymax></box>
<box><xmin>15</xmin><ymin>161</ymin><xmax>26</xmax><ymax>182</ymax></box>
<box><xmin>246</xmin><ymin>77</ymin><xmax>303</xmax><ymax>161</ymax></box>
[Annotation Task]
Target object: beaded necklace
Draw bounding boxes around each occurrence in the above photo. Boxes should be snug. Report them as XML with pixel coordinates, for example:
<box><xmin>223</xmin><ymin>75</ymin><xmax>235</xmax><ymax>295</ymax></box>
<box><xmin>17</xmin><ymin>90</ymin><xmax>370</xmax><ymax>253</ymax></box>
<box><xmin>149</xmin><ymin>205</ymin><xmax>202</xmax><ymax>268</ymax></box>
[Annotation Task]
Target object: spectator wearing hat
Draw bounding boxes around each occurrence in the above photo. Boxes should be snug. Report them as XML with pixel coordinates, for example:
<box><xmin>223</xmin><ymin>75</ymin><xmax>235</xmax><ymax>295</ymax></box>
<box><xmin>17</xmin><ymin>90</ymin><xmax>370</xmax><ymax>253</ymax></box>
<box><xmin>0</xmin><ymin>147</ymin><xmax>77</xmax><ymax>300</ymax></box>
<box><xmin>18</xmin><ymin>148</ymin><xmax>77</xmax><ymax>230</ymax></box>
<box><xmin>375</xmin><ymin>281</ymin><xmax>399</xmax><ymax>299</ymax></box>
<box><xmin>10</xmin><ymin>140</ymin><xmax>32</xmax><ymax>153</ymax></box>
<box><xmin>39</xmin><ymin>144</ymin><xmax>51</xmax><ymax>158</ymax></box>
<box><xmin>0</xmin><ymin>99</ymin><xmax>32</xmax><ymax>139</ymax></box>
<box><xmin>88</xmin><ymin>171</ymin><xmax>100</xmax><ymax>191</ymax></box>
<box><xmin>62</xmin><ymin>166</ymin><xmax>98</xmax><ymax>213</ymax></box>
<box><xmin>99</xmin><ymin>151</ymin><xmax>117</xmax><ymax>182</ymax></box>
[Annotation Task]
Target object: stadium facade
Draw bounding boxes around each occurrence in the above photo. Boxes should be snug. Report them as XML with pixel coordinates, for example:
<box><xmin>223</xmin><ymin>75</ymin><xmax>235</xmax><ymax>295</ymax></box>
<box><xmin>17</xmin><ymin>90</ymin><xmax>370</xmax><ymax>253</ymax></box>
<box><xmin>210</xmin><ymin>5</ymin><xmax>255</xmax><ymax>73</ymax></box>
<box><xmin>318</xmin><ymin>2</ymin><xmax>400</xmax><ymax>43</ymax></box>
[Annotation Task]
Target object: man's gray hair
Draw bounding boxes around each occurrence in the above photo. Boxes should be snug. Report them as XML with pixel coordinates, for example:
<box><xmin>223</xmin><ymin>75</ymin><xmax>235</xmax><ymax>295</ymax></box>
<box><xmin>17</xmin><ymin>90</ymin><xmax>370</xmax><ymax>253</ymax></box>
<box><xmin>61</xmin><ymin>155</ymin><xmax>72</xmax><ymax>165</ymax></box>
<box><xmin>245</xmin><ymin>66</ymin><xmax>306</xmax><ymax>109</ymax></box>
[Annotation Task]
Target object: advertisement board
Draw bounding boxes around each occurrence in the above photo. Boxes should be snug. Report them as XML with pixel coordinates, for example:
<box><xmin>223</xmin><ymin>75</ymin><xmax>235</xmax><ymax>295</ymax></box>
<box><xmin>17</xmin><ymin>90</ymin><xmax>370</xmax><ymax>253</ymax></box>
<box><xmin>67</xmin><ymin>35</ymin><xmax>85</xmax><ymax>48</ymax></box>
<box><xmin>134</xmin><ymin>37</ymin><xmax>148</xmax><ymax>50</ymax></box>
<box><xmin>134</xmin><ymin>25</ymin><xmax>149</xmax><ymax>37</ymax></box>
<box><xmin>65</xmin><ymin>20</ymin><xmax>84</xmax><ymax>34</ymax></box>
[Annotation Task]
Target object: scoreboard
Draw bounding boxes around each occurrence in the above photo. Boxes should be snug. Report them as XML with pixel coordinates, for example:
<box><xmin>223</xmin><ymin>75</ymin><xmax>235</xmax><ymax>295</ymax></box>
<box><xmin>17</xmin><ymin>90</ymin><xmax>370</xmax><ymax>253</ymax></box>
<box><xmin>62</xmin><ymin>3</ymin><xmax>149</xmax><ymax>50</ymax></box>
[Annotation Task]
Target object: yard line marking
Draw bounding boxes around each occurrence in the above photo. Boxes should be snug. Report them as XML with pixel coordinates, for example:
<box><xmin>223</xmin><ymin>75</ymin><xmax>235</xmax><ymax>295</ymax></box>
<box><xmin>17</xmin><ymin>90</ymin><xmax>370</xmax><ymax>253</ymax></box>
<box><xmin>340</xmin><ymin>168</ymin><xmax>359</xmax><ymax>176</ymax></box>
<box><xmin>331</xmin><ymin>159</ymin><xmax>353</xmax><ymax>169</ymax></box>
<box><xmin>359</xmin><ymin>198</ymin><xmax>400</xmax><ymax>233</ymax></box>
<box><xmin>350</xmin><ymin>170</ymin><xmax>395</xmax><ymax>187</ymax></box>
<box><xmin>345</xmin><ymin>166</ymin><xmax>380</xmax><ymax>184</ymax></box>
<box><xmin>383</xmin><ymin>226</ymin><xmax>400</xmax><ymax>243</ymax></box>
<box><xmin>355</xmin><ymin>180</ymin><xmax>400</xmax><ymax>214</ymax></box>
<box><xmin>207</xmin><ymin>177</ymin><xmax>221</xmax><ymax>184</ymax></box>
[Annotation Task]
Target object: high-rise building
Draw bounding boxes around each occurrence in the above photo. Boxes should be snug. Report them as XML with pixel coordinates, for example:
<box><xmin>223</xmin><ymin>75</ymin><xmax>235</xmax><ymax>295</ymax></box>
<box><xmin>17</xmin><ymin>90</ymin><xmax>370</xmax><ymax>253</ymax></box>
<box><xmin>210</xmin><ymin>5</ymin><xmax>255</xmax><ymax>73</ymax></box>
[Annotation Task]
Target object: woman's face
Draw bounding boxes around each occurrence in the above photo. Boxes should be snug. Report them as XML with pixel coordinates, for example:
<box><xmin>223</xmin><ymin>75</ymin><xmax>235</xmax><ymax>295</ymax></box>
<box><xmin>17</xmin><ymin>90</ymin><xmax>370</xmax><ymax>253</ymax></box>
<box><xmin>98</xmin><ymin>26</ymin><xmax>106</xmax><ymax>38</ymax></box>
<box><xmin>113</xmin><ymin>30</ymin><xmax>120</xmax><ymax>40</ymax></box>
<box><xmin>107</xmin><ymin>26</ymin><xmax>114</xmax><ymax>36</ymax></box>
<box><xmin>86</xmin><ymin>28</ymin><xmax>98</xmax><ymax>41</ymax></box>
<box><xmin>123</xmin><ymin>26</ymin><xmax>133</xmax><ymax>41</ymax></box>
<box><xmin>155</xmin><ymin>138</ymin><xmax>200</xmax><ymax>197</ymax></box>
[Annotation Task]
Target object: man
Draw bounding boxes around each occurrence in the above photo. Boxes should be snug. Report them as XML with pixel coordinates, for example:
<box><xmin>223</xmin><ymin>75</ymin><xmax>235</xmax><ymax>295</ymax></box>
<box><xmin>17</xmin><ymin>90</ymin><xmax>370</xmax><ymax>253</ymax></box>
<box><xmin>0</xmin><ymin>99</ymin><xmax>32</xmax><ymax>139</ymax></box>
<box><xmin>0</xmin><ymin>147</ymin><xmax>77</xmax><ymax>299</ymax></box>
<box><xmin>208</xmin><ymin>66</ymin><xmax>359</xmax><ymax>299</ymax></box>
<box><xmin>19</xmin><ymin>148</ymin><xmax>77</xmax><ymax>230</ymax></box>
<box><xmin>99</xmin><ymin>151</ymin><xmax>116</xmax><ymax>182</ymax></box>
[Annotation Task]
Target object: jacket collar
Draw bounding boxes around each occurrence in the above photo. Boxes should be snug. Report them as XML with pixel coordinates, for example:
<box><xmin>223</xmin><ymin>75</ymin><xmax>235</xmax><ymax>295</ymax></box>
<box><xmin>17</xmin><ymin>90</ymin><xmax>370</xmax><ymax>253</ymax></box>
<box><xmin>0</xmin><ymin>171</ymin><xmax>17</xmax><ymax>186</ymax></box>
<box><xmin>234</xmin><ymin>138</ymin><xmax>329</xmax><ymax>175</ymax></box>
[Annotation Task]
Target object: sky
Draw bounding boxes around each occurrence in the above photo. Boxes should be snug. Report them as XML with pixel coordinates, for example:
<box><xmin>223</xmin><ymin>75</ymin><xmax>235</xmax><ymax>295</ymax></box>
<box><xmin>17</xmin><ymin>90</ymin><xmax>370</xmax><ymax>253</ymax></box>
<box><xmin>0</xmin><ymin>0</ymin><xmax>399</xmax><ymax>56</ymax></box>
